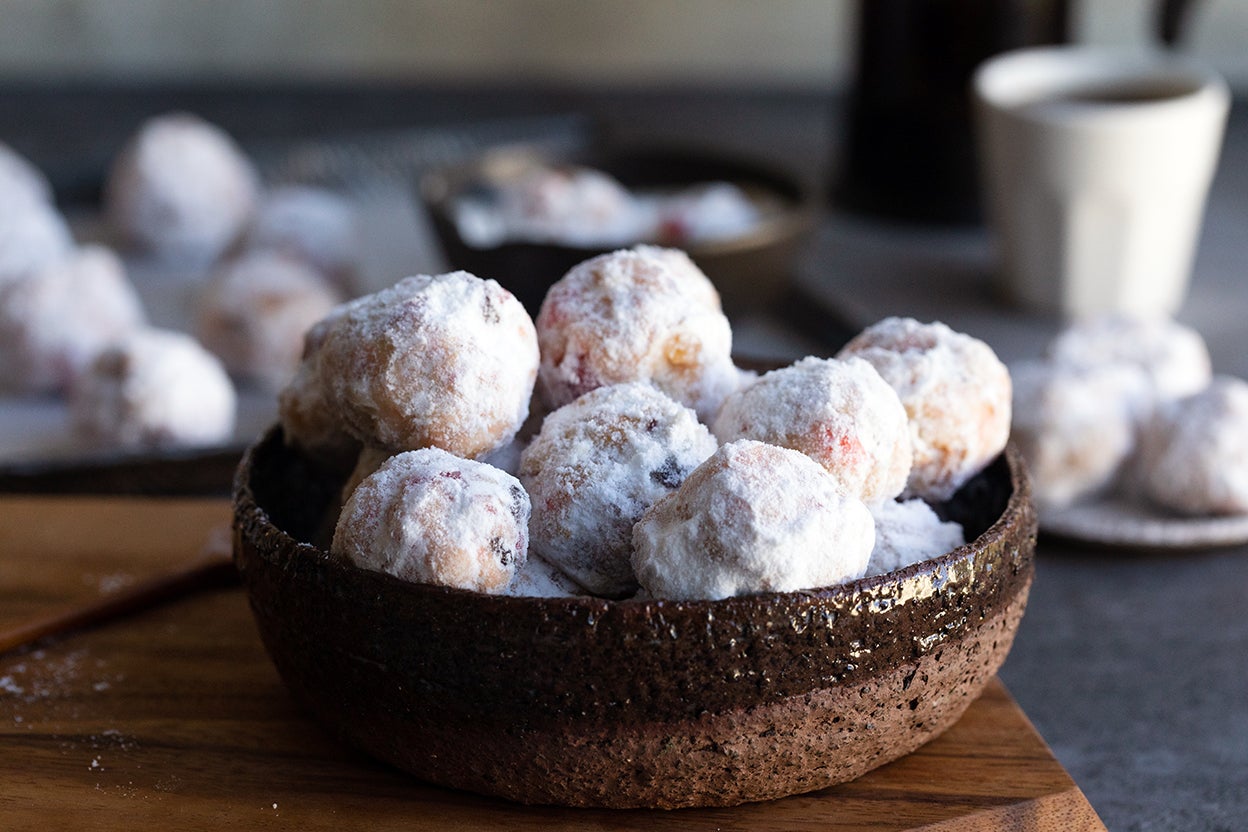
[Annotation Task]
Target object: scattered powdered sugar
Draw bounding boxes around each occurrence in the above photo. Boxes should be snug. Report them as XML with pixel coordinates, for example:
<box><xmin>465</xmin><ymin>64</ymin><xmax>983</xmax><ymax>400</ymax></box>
<box><xmin>867</xmin><ymin>499</ymin><xmax>966</xmax><ymax>577</ymax></box>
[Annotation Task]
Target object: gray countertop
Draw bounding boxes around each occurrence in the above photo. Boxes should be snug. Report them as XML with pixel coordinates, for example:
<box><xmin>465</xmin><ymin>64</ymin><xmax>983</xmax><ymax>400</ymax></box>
<box><xmin>4</xmin><ymin>83</ymin><xmax>1246</xmax><ymax>830</ymax></box>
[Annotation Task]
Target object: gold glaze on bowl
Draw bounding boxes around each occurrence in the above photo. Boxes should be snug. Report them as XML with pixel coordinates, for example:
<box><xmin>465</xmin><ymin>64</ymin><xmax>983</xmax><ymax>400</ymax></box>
<box><xmin>233</xmin><ymin>426</ymin><xmax>1035</xmax><ymax>809</ymax></box>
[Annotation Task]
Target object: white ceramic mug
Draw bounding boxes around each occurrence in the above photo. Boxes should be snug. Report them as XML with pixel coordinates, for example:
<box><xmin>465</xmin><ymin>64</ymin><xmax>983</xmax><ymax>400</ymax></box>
<box><xmin>973</xmin><ymin>46</ymin><xmax>1230</xmax><ymax>319</ymax></box>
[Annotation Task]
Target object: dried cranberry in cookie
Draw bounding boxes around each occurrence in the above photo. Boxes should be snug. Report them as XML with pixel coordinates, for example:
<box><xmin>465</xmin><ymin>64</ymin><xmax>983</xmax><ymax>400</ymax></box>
<box><xmin>712</xmin><ymin>356</ymin><xmax>912</xmax><ymax>505</ymax></box>
<box><xmin>632</xmin><ymin>440</ymin><xmax>874</xmax><ymax>600</ymax></box>
<box><xmin>332</xmin><ymin>448</ymin><xmax>530</xmax><ymax>593</ymax></box>
<box><xmin>519</xmin><ymin>382</ymin><xmax>717</xmax><ymax>597</ymax></box>
<box><xmin>839</xmin><ymin>317</ymin><xmax>1011</xmax><ymax>502</ymax></box>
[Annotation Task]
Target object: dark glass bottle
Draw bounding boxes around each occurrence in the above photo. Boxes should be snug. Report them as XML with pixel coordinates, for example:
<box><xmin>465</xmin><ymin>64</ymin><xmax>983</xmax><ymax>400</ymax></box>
<box><xmin>835</xmin><ymin>0</ymin><xmax>1069</xmax><ymax>225</ymax></box>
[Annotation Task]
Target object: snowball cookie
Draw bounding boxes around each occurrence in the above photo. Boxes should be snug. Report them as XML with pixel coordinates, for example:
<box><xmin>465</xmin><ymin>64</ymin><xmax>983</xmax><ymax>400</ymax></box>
<box><xmin>866</xmin><ymin>499</ymin><xmax>965</xmax><ymax>577</ymax></box>
<box><xmin>1009</xmin><ymin>360</ymin><xmax>1151</xmax><ymax>509</ymax></box>
<box><xmin>287</xmin><ymin>271</ymin><xmax>538</xmax><ymax>459</ymax></box>
<box><xmin>332</xmin><ymin>448</ymin><xmax>531</xmax><ymax>593</ymax></box>
<box><xmin>243</xmin><ymin>185</ymin><xmax>360</xmax><ymax>289</ymax></box>
<box><xmin>536</xmin><ymin>249</ymin><xmax>738</xmax><ymax>422</ymax></box>
<box><xmin>1136</xmin><ymin>377</ymin><xmax>1248</xmax><ymax>516</ymax></box>
<box><xmin>501</xmin><ymin>553</ymin><xmax>587</xmax><ymax>598</ymax></box>
<box><xmin>630</xmin><ymin>244</ymin><xmax>722</xmax><ymax>311</ymax></box>
<box><xmin>497</xmin><ymin>164</ymin><xmax>637</xmax><ymax>246</ymax></box>
<box><xmin>0</xmin><ymin>197</ymin><xmax>74</xmax><ymax>285</ymax></box>
<box><xmin>0</xmin><ymin>142</ymin><xmax>53</xmax><ymax>206</ymax></box>
<box><xmin>71</xmin><ymin>328</ymin><xmax>236</xmax><ymax>449</ymax></box>
<box><xmin>839</xmin><ymin>317</ymin><xmax>1012</xmax><ymax>502</ymax></box>
<box><xmin>632</xmin><ymin>440</ymin><xmax>875</xmax><ymax>601</ymax></box>
<box><xmin>519</xmin><ymin>382</ymin><xmax>717</xmax><ymax>597</ymax></box>
<box><xmin>1047</xmin><ymin>314</ymin><xmax>1211</xmax><ymax>404</ymax></box>
<box><xmin>0</xmin><ymin>245</ymin><xmax>145</xmax><ymax>393</ymax></box>
<box><xmin>196</xmin><ymin>250</ymin><xmax>341</xmax><ymax>391</ymax></box>
<box><xmin>105</xmin><ymin>112</ymin><xmax>259</xmax><ymax>261</ymax></box>
<box><xmin>712</xmin><ymin>356</ymin><xmax>912</xmax><ymax>505</ymax></box>
<box><xmin>277</xmin><ymin>307</ymin><xmax>361</xmax><ymax>463</ymax></box>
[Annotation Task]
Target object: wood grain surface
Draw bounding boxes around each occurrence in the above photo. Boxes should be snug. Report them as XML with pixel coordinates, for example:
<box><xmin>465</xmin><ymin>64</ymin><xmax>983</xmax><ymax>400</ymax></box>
<box><xmin>0</xmin><ymin>496</ymin><xmax>1105</xmax><ymax>830</ymax></box>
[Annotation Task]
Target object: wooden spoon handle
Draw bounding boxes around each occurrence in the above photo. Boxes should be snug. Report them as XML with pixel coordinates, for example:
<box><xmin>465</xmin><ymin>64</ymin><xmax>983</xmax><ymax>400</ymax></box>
<box><xmin>0</xmin><ymin>551</ymin><xmax>237</xmax><ymax>656</ymax></box>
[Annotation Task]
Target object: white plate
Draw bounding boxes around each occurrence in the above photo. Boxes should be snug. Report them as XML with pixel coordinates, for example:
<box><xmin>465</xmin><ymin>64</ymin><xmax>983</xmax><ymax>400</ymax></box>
<box><xmin>1042</xmin><ymin>496</ymin><xmax>1248</xmax><ymax>550</ymax></box>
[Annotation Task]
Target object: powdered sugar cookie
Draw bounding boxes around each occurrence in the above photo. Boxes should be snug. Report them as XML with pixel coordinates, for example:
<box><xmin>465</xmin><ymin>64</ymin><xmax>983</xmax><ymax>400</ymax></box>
<box><xmin>1136</xmin><ymin>376</ymin><xmax>1248</xmax><ymax>516</ymax></box>
<box><xmin>712</xmin><ymin>355</ymin><xmax>911</xmax><ymax>505</ymax></box>
<box><xmin>196</xmin><ymin>249</ymin><xmax>340</xmax><ymax>391</ymax></box>
<box><xmin>839</xmin><ymin>317</ymin><xmax>1011</xmax><ymax>502</ymax></box>
<box><xmin>867</xmin><ymin>499</ymin><xmax>965</xmax><ymax>577</ymax></box>
<box><xmin>0</xmin><ymin>197</ymin><xmax>73</xmax><ymax>285</ymax></box>
<box><xmin>105</xmin><ymin>112</ymin><xmax>259</xmax><ymax>261</ymax></box>
<box><xmin>501</xmin><ymin>553</ymin><xmax>587</xmax><ymax>598</ymax></box>
<box><xmin>0</xmin><ymin>245</ymin><xmax>144</xmax><ymax>393</ymax></box>
<box><xmin>632</xmin><ymin>440</ymin><xmax>874</xmax><ymax>600</ymax></box>
<box><xmin>282</xmin><ymin>271</ymin><xmax>538</xmax><ymax>460</ymax></box>
<box><xmin>519</xmin><ymin>382</ymin><xmax>717</xmax><ymax>597</ymax></box>
<box><xmin>1047</xmin><ymin>314</ymin><xmax>1211</xmax><ymax>405</ymax></box>
<box><xmin>71</xmin><ymin>327</ymin><xmax>235</xmax><ymax>449</ymax></box>
<box><xmin>536</xmin><ymin>249</ymin><xmax>738</xmax><ymax>422</ymax></box>
<box><xmin>1010</xmin><ymin>359</ymin><xmax>1150</xmax><ymax>509</ymax></box>
<box><xmin>332</xmin><ymin>448</ymin><xmax>530</xmax><ymax>593</ymax></box>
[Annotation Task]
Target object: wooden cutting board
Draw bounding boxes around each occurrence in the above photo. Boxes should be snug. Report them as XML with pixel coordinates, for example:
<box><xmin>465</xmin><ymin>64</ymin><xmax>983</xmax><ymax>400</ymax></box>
<box><xmin>0</xmin><ymin>496</ymin><xmax>1105</xmax><ymax>831</ymax></box>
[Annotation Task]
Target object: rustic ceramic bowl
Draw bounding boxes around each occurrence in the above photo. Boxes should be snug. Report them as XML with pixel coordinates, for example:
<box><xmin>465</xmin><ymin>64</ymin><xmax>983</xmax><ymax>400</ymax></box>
<box><xmin>420</xmin><ymin>144</ymin><xmax>816</xmax><ymax>317</ymax></box>
<box><xmin>234</xmin><ymin>426</ymin><xmax>1035</xmax><ymax>809</ymax></box>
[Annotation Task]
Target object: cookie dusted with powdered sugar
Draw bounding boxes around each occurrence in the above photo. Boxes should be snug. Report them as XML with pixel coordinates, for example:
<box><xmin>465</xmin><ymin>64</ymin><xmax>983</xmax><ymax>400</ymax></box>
<box><xmin>71</xmin><ymin>327</ymin><xmax>235</xmax><ymax>449</ymax></box>
<box><xmin>332</xmin><ymin>448</ymin><xmax>530</xmax><ymax>593</ymax></box>
<box><xmin>105</xmin><ymin>112</ymin><xmax>259</xmax><ymax>261</ymax></box>
<box><xmin>0</xmin><ymin>245</ymin><xmax>145</xmax><ymax>393</ymax></box>
<box><xmin>0</xmin><ymin>198</ymin><xmax>73</xmax><ymax>286</ymax></box>
<box><xmin>196</xmin><ymin>250</ymin><xmax>341</xmax><ymax>391</ymax></box>
<box><xmin>866</xmin><ymin>499</ymin><xmax>965</xmax><ymax>577</ymax></box>
<box><xmin>1136</xmin><ymin>376</ymin><xmax>1248</xmax><ymax>516</ymax></box>
<box><xmin>501</xmin><ymin>553</ymin><xmax>588</xmax><ymax>598</ymax></box>
<box><xmin>1009</xmin><ymin>359</ymin><xmax>1151</xmax><ymax>509</ymax></box>
<box><xmin>535</xmin><ymin>249</ymin><xmax>738</xmax><ymax>422</ymax></box>
<box><xmin>629</xmin><ymin>245</ymin><xmax>722</xmax><ymax>311</ymax></box>
<box><xmin>632</xmin><ymin>440</ymin><xmax>874</xmax><ymax>600</ymax></box>
<box><xmin>519</xmin><ymin>382</ymin><xmax>717</xmax><ymax>597</ymax></box>
<box><xmin>242</xmin><ymin>185</ymin><xmax>361</xmax><ymax>291</ymax></box>
<box><xmin>839</xmin><ymin>317</ymin><xmax>1011</xmax><ymax>502</ymax></box>
<box><xmin>1047</xmin><ymin>314</ymin><xmax>1211</xmax><ymax>405</ymax></box>
<box><xmin>0</xmin><ymin>142</ymin><xmax>53</xmax><ymax>207</ymax></box>
<box><xmin>712</xmin><ymin>356</ymin><xmax>911</xmax><ymax>505</ymax></box>
<box><xmin>281</xmin><ymin>271</ymin><xmax>538</xmax><ymax>460</ymax></box>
